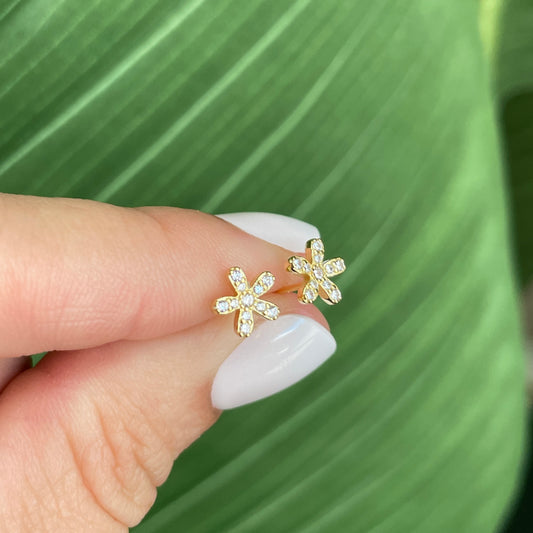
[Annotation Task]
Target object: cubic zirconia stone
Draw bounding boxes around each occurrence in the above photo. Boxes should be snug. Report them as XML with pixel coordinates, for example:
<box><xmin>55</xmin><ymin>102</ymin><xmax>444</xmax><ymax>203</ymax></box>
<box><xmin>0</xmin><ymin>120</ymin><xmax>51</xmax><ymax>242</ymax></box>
<box><xmin>313</xmin><ymin>266</ymin><xmax>324</xmax><ymax>279</ymax></box>
<box><xmin>304</xmin><ymin>263</ymin><xmax>311</xmax><ymax>273</ymax></box>
<box><xmin>237</xmin><ymin>282</ymin><xmax>247</xmax><ymax>291</ymax></box>
<box><xmin>312</xmin><ymin>240</ymin><xmax>323</xmax><ymax>250</ymax></box>
<box><xmin>255</xmin><ymin>301</ymin><xmax>266</xmax><ymax>311</ymax></box>
<box><xmin>263</xmin><ymin>274</ymin><xmax>274</xmax><ymax>287</ymax></box>
<box><xmin>267</xmin><ymin>307</ymin><xmax>279</xmax><ymax>319</ymax></box>
<box><xmin>331</xmin><ymin>289</ymin><xmax>341</xmax><ymax>302</ymax></box>
<box><xmin>242</xmin><ymin>310</ymin><xmax>252</xmax><ymax>320</ymax></box>
<box><xmin>292</xmin><ymin>257</ymin><xmax>303</xmax><ymax>270</ymax></box>
<box><xmin>335</xmin><ymin>259</ymin><xmax>345</xmax><ymax>271</ymax></box>
<box><xmin>310</xmin><ymin>280</ymin><xmax>319</xmax><ymax>289</ymax></box>
<box><xmin>254</xmin><ymin>284</ymin><xmax>263</xmax><ymax>295</ymax></box>
<box><xmin>322</xmin><ymin>280</ymin><xmax>332</xmax><ymax>290</ymax></box>
<box><xmin>216</xmin><ymin>300</ymin><xmax>229</xmax><ymax>313</ymax></box>
<box><xmin>230</xmin><ymin>269</ymin><xmax>243</xmax><ymax>282</ymax></box>
<box><xmin>304</xmin><ymin>288</ymin><xmax>315</xmax><ymax>301</ymax></box>
<box><xmin>325</xmin><ymin>264</ymin><xmax>334</xmax><ymax>275</ymax></box>
<box><xmin>240</xmin><ymin>322</ymin><xmax>251</xmax><ymax>335</ymax></box>
<box><xmin>313</xmin><ymin>253</ymin><xmax>321</xmax><ymax>263</ymax></box>
<box><xmin>241</xmin><ymin>293</ymin><xmax>254</xmax><ymax>307</ymax></box>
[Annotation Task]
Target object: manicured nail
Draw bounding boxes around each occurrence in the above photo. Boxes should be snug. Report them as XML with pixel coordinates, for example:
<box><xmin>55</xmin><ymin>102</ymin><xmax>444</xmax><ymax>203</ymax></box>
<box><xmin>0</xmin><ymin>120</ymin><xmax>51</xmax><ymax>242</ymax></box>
<box><xmin>211</xmin><ymin>314</ymin><xmax>336</xmax><ymax>409</ymax></box>
<box><xmin>216</xmin><ymin>212</ymin><xmax>320</xmax><ymax>251</ymax></box>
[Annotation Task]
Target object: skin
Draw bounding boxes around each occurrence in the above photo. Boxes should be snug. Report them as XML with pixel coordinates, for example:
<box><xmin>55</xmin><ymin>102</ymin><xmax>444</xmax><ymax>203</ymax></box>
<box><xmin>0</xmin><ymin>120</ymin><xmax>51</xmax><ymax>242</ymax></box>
<box><xmin>0</xmin><ymin>193</ymin><xmax>328</xmax><ymax>532</ymax></box>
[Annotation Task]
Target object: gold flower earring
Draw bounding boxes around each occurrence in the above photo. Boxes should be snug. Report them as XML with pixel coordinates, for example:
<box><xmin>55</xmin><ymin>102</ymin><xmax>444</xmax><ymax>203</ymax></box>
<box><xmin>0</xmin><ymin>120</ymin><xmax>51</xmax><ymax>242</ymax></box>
<box><xmin>287</xmin><ymin>238</ymin><xmax>346</xmax><ymax>305</ymax></box>
<box><xmin>213</xmin><ymin>267</ymin><xmax>280</xmax><ymax>337</ymax></box>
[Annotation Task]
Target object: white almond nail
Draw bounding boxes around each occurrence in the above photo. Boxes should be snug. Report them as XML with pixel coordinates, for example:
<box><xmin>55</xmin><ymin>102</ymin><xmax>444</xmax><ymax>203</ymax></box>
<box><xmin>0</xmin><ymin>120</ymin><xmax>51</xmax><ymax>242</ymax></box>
<box><xmin>211</xmin><ymin>314</ymin><xmax>336</xmax><ymax>409</ymax></box>
<box><xmin>216</xmin><ymin>212</ymin><xmax>320</xmax><ymax>251</ymax></box>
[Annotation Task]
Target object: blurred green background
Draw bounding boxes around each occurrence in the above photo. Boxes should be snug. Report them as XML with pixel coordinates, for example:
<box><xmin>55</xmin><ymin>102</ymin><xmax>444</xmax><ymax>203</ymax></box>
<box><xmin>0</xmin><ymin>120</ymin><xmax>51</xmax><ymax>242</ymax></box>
<box><xmin>1</xmin><ymin>0</ymin><xmax>533</xmax><ymax>531</ymax></box>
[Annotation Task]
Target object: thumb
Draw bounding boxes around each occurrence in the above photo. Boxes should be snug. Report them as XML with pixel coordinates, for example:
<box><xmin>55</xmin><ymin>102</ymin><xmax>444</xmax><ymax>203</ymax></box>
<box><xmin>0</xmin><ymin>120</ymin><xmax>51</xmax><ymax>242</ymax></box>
<box><xmin>0</xmin><ymin>295</ymin><xmax>333</xmax><ymax>531</ymax></box>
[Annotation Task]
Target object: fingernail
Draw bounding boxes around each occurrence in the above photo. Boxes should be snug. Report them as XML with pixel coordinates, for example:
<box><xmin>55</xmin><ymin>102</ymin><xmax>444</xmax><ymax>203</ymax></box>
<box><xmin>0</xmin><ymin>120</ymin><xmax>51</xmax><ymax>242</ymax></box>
<box><xmin>216</xmin><ymin>212</ymin><xmax>320</xmax><ymax>251</ymax></box>
<box><xmin>211</xmin><ymin>314</ymin><xmax>336</xmax><ymax>409</ymax></box>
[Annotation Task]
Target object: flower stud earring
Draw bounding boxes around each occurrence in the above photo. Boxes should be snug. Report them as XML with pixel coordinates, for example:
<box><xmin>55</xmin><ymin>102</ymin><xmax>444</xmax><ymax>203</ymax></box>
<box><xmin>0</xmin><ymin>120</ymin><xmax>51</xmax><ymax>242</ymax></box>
<box><xmin>213</xmin><ymin>267</ymin><xmax>280</xmax><ymax>337</ymax></box>
<box><xmin>287</xmin><ymin>238</ymin><xmax>346</xmax><ymax>305</ymax></box>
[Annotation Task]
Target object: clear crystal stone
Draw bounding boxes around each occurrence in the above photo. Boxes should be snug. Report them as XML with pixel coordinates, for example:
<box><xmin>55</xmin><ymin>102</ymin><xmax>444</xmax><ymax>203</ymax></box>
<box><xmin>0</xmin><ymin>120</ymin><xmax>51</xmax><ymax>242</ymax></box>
<box><xmin>230</xmin><ymin>298</ymin><xmax>239</xmax><ymax>309</ymax></box>
<box><xmin>255</xmin><ymin>301</ymin><xmax>266</xmax><ymax>311</ymax></box>
<box><xmin>292</xmin><ymin>258</ymin><xmax>302</xmax><ymax>270</ymax></box>
<box><xmin>230</xmin><ymin>269</ymin><xmax>243</xmax><ymax>282</ymax></box>
<box><xmin>310</xmin><ymin>280</ymin><xmax>319</xmax><ymax>289</ymax></box>
<box><xmin>304</xmin><ymin>288</ymin><xmax>315</xmax><ymax>301</ymax></box>
<box><xmin>240</xmin><ymin>322</ymin><xmax>251</xmax><ymax>335</ymax></box>
<box><xmin>262</xmin><ymin>274</ymin><xmax>274</xmax><ymax>287</ymax></box>
<box><xmin>216</xmin><ymin>300</ymin><xmax>229</xmax><ymax>313</ymax></box>
<box><xmin>311</xmin><ymin>240</ymin><xmax>323</xmax><ymax>250</ymax></box>
<box><xmin>335</xmin><ymin>259</ymin><xmax>344</xmax><ymax>271</ymax></box>
<box><xmin>267</xmin><ymin>307</ymin><xmax>279</xmax><ymax>318</ymax></box>
<box><xmin>325</xmin><ymin>263</ymin><xmax>334</xmax><ymax>275</ymax></box>
<box><xmin>331</xmin><ymin>289</ymin><xmax>341</xmax><ymax>302</ymax></box>
<box><xmin>241</xmin><ymin>310</ymin><xmax>252</xmax><ymax>320</ymax></box>
<box><xmin>304</xmin><ymin>263</ymin><xmax>311</xmax><ymax>273</ymax></box>
<box><xmin>313</xmin><ymin>253</ymin><xmax>321</xmax><ymax>263</ymax></box>
<box><xmin>254</xmin><ymin>284</ymin><xmax>263</xmax><ymax>295</ymax></box>
<box><xmin>241</xmin><ymin>293</ymin><xmax>254</xmax><ymax>307</ymax></box>
<box><xmin>313</xmin><ymin>266</ymin><xmax>324</xmax><ymax>279</ymax></box>
<box><xmin>237</xmin><ymin>282</ymin><xmax>247</xmax><ymax>291</ymax></box>
<box><xmin>322</xmin><ymin>280</ymin><xmax>332</xmax><ymax>290</ymax></box>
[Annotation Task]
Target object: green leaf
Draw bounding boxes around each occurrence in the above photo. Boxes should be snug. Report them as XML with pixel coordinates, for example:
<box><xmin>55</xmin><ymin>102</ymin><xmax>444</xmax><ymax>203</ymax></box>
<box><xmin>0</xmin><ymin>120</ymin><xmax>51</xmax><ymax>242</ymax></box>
<box><xmin>501</xmin><ymin>91</ymin><xmax>533</xmax><ymax>285</ymax></box>
<box><xmin>493</xmin><ymin>0</ymin><xmax>533</xmax><ymax>98</ymax></box>
<box><xmin>0</xmin><ymin>1</ymin><xmax>526</xmax><ymax>532</ymax></box>
<box><xmin>491</xmin><ymin>0</ymin><xmax>533</xmax><ymax>285</ymax></box>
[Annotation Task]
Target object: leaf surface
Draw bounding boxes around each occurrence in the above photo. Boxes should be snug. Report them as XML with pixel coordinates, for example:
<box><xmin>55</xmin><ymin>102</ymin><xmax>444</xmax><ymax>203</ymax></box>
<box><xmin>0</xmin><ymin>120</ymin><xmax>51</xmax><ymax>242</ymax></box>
<box><xmin>0</xmin><ymin>1</ymin><xmax>526</xmax><ymax>532</ymax></box>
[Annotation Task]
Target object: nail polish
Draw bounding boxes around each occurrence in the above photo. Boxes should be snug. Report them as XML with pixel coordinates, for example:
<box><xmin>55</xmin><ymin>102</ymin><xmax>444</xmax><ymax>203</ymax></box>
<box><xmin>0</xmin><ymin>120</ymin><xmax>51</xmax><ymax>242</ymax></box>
<box><xmin>216</xmin><ymin>212</ymin><xmax>320</xmax><ymax>251</ymax></box>
<box><xmin>211</xmin><ymin>314</ymin><xmax>336</xmax><ymax>409</ymax></box>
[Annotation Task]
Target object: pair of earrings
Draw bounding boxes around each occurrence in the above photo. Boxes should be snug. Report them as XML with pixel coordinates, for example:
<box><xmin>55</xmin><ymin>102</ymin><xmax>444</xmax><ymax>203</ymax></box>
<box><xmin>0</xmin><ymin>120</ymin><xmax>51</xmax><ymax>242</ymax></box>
<box><xmin>213</xmin><ymin>238</ymin><xmax>346</xmax><ymax>337</ymax></box>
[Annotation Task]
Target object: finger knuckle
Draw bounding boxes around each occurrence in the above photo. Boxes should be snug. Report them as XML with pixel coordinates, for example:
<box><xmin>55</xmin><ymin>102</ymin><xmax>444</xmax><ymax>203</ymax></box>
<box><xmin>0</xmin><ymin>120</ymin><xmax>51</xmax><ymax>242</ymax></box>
<box><xmin>10</xmin><ymin>366</ymin><xmax>174</xmax><ymax>530</ymax></box>
<box><xmin>64</xmin><ymin>391</ymin><xmax>174</xmax><ymax>527</ymax></box>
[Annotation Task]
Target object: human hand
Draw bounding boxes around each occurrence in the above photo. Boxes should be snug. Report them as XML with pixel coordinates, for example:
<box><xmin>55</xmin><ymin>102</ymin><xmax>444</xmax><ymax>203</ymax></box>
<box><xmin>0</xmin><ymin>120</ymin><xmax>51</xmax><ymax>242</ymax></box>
<box><xmin>0</xmin><ymin>194</ymin><xmax>335</xmax><ymax>531</ymax></box>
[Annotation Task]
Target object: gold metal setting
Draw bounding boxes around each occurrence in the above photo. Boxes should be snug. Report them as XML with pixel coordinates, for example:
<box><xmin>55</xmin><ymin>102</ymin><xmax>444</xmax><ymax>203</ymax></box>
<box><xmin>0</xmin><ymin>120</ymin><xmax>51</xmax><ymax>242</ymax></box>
<box><xmin>287</xmin><ymin>238</ymin><xmax>346</xmax><ymax>305</ymax></box>
<box><xmin>213</xmin><ymin>267</ymin><xmax>280</xmax><ymax>337</ymax></box>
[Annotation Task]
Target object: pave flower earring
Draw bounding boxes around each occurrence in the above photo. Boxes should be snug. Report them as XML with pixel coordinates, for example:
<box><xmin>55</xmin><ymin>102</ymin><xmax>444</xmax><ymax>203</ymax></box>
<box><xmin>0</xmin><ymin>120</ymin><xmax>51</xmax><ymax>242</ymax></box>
<box><xmin>213</xmin><ymin>267</ymin><xmax>280</xmax><ymax>337</ymax></box>
<box><xmin>287</xmin><ymin>238</ymin><xmax>346</xmax><ymax>305</ymax></box>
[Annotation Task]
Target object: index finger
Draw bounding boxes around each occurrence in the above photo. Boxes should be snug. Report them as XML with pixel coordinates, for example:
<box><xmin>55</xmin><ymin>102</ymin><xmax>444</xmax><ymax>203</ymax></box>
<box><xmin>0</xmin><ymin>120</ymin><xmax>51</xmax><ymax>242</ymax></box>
<box><xmin>0</xmin><ymin>194</ymin><xmax>319</xmax><ymax>357</ymax></box>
